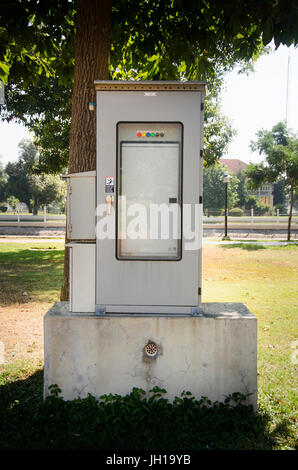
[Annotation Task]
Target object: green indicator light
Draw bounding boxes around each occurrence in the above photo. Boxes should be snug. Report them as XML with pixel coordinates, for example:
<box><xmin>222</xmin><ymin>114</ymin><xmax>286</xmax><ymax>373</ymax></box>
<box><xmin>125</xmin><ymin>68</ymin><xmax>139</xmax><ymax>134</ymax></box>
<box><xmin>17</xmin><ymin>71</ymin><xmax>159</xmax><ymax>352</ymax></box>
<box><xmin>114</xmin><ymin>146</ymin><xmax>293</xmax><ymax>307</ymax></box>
<box><xmin>151</xmin><ymin>132</ymin><xmax>155</xmax><ymax>137</ymax></box>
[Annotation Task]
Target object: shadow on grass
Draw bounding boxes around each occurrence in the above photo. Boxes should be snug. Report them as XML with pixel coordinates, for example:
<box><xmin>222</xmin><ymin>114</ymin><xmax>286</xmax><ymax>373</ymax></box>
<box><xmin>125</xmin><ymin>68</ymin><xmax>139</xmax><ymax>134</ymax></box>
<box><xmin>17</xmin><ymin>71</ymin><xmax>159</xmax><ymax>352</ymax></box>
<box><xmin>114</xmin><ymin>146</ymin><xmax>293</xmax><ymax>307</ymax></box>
<box><xmin>220</xmin><ymin>243</ymin><xmax>298</xmax><ymax>251</ymax></box>
<box><xmin>220</xmin><ymin>243</ymin><xmax>267</xmax><ymax>251</ymax></box>
<box><xmin>0</xmin><ymin>369</ymin><xmax>289</xmax><ymax>451</ymax></box>
<box><xmin>0</xmin><ymin>367</ymin><xmax>43</xmax><ymax>405</ymax></box>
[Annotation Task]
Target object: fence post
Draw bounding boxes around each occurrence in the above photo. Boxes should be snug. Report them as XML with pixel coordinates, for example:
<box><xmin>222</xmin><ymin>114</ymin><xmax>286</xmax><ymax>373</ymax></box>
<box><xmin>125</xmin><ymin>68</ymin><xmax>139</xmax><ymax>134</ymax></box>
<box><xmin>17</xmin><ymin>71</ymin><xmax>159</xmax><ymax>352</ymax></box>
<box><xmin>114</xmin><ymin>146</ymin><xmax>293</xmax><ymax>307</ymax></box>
<box><xmin>43</xmin><ymin>206</ymin><xmax>47</xmax><ymax>223</ymax></box>
<box><xmin>276</xmin><ymin>208</ymin><xmax>279</xmax><ymax>224</ymax></box>
<box><xmin>250</xmin><ymin>208</ymin><xmax>254</xmax><ymax>224</ymax></box>
<box><xmin>17</xmin><ymin>207</ymin><xmax>20</xmax><ymax>224</ymax></box>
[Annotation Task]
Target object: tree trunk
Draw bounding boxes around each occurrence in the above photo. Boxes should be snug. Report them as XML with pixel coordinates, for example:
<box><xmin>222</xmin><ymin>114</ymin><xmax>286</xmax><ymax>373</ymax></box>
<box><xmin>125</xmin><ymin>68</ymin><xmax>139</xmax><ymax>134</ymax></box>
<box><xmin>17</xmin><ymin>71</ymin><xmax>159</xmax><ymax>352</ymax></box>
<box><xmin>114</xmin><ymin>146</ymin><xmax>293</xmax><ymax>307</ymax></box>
<box><xmin>287</xmin><ymin>180</ymin><xmax>294</xmax><ymax>242</ymax></box>
<box><xmin>60</xmin><ymin>0</ymin><xmax>112</xmax><ymax>301</ymax></box>
<box><xmin>33</xmin><ymin>198</ymin><xmax>39</xmax><ymax>216</ymax></box>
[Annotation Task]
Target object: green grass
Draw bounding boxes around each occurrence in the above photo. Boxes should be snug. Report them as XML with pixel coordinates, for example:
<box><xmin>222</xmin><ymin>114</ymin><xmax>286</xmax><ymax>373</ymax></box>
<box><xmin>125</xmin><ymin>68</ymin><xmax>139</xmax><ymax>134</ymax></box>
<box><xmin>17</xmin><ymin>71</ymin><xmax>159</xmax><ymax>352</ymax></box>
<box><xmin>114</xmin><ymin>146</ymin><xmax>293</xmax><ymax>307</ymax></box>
<box><xmin>203</xmin><ymin>242</ymin><xmax>298</xmax><ymax>450</ymax></box>
<box><xmin>0</xmin><ymin>241</ymin><xmax>297</xmax><ymax>450</ymax></box>
<box><xmin>0</xmin><ymin>242</ymin><xmax>65</xmax><ymax>305</ymax></box>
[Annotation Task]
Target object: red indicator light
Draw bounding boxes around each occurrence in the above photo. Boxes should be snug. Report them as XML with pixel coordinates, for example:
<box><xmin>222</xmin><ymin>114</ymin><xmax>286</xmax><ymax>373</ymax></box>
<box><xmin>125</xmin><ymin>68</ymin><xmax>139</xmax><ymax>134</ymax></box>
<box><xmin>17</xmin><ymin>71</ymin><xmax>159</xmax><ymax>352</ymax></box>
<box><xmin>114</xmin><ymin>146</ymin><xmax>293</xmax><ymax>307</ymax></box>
<box><xmin>137</xmin><ymin>132</ymin><xmax>142</xmax><ymax>137</ymax></box>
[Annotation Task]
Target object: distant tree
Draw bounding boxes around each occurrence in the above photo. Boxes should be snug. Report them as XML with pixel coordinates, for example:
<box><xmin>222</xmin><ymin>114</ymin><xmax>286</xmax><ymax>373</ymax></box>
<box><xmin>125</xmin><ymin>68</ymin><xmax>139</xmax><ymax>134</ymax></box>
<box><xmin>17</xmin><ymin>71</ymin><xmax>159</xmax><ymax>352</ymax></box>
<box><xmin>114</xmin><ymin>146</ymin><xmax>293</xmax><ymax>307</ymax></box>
<box><xmin>0</xmin><ymin>159</ymin><xmax>8</xmax><ymax>202</ymax></box>
<box><xmin>6</xmin><ymin>195</ymin><xmax>20</xmax><ymax>213</ymax></box>
<box><xmin>235</xmin><ymin>170</ymin><xmax>250</xmax><ymax>209</ymax></box>
<box><xmin>248</xmin><ymin>122</ymin><xmax>298</xmax><ymax>240</ymax></box>
<box><xmin>5</xmin><ymin>140</ymin><xmax>36</xmax><ymax>211</ymax></box>
<box><xmin>28</xmin><ymin>173</ymin><xmax>66</xmax><ymax>215</ymax></box>
<box><xmin>294</xmin><ymin>193</ymin><xmax>298</xmax><ymax>211</ymax></box>
<box><xmin>5</xmin><ymin>140</ymin><xmax>66</xmax><ymax>214</ymax></box>
<box><xmin>273</xmin><ymin>180</ymin><xmax>287</xmax><ymax>212</ymax></box>
<box><xmin>203</xmin><ymin>164</ymin><xmax>239</xmax><ymax>214</ymax></box>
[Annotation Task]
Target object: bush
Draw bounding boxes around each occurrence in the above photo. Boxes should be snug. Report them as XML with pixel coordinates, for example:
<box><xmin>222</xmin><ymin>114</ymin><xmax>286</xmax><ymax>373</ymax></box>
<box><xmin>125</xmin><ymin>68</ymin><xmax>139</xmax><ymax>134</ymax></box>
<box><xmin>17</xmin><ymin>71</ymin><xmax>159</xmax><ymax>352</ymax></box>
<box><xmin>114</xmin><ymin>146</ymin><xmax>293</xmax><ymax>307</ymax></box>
<box><xmin>254</xmin><ymin>202</ymin><xmax>270</xmax><ymax>216</ymax></box>
<box><xmin>246</xmin><ymin>196</ymin><xmax>270</xmax><ymax>215</ymax></box>
<box><xmin>0</xmin><ymin>384</ymin><xmax>264</xmax><ymax>450</ymax></box>
<box><xmin>229</xmin><ymin>207</ymin><xmax>244</xmax><ymax>217</ymax></box>
<box><xmin>0</xmin><ymin>203</ymin><xmax>7</xmax><ymax>213</ymax></box>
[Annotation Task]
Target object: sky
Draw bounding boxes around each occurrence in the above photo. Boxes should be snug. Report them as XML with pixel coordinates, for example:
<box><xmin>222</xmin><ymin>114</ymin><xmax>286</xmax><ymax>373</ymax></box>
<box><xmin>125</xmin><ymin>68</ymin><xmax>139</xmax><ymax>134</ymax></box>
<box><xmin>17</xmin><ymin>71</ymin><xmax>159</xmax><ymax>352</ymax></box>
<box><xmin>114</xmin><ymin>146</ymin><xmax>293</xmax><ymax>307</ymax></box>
<box><xmin>221</xmin><ymin>44</ymin><xmax>298</xmax><ymax>164</ymax></box>
<box><xmin>0</xmin><ymin>43</ymin><xmax>297</xmax><ymax>167</ymax></box>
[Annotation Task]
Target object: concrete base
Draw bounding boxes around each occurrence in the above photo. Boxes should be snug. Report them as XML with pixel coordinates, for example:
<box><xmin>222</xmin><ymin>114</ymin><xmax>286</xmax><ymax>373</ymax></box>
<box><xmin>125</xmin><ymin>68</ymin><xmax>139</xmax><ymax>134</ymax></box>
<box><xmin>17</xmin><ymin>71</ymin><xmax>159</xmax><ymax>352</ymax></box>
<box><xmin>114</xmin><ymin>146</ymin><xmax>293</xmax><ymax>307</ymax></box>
<box><xmin>44</xmin><ymin>302</ymin><xmax>257</xmax><ymax>409</ymax></box>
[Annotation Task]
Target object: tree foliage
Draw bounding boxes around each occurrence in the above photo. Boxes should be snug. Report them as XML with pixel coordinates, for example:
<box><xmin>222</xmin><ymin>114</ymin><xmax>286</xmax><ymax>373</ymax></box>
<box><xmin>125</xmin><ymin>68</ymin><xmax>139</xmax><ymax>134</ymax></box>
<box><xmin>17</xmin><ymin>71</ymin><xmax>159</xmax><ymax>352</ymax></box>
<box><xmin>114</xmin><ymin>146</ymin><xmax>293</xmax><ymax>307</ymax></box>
<box><xmin>0</xmin><ymin>0</ymin><xmax>75</xmax><ymax>87</ymax></box>
<box><xmin>204</xmin><ymin>99</ymin><xmax>236</xmax><ymax>167</ymax></box>
<box><xmin>2</xmin><ymin>78</ymin><xmax>71</xmax><ymax>173</ymax></box>
<box><xmin>248</xmin><ymin>122</ymin><xmax>298</xmax><ymax>188</ymax></box>
<box><xmin>248</xmin><ymin>121</ymin><xmax>298</xmax><ymax>239</ymax></box>
<box><xmin>203</xmin><ymin>164</ymin><xmax>239</xmax><ymax>213</ymax></box>
<box><xmin>1</xmin><ymin>1</ymin><xmax>298</xmax><ymax>172</ymax></box>
<box><xmin>235</xmin><ymin>170</ymin><xmax>250</xmax><ymax>208</ymax></box>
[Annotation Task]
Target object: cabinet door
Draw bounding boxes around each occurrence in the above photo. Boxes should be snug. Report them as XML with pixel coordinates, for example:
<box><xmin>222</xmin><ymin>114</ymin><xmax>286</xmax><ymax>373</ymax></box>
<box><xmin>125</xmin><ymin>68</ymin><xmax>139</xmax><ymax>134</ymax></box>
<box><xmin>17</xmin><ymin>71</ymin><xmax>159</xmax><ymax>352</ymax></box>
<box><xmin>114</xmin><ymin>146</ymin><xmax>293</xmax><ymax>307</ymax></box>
<box><xmin>70</xmin><ymin>244</ymin><xmax>95</xmax><ymax>312</ymax></box>
<box><xmin>67</xmin><ymin>174</ymin><xmax>96</xmax><ymax>240</ymax></box>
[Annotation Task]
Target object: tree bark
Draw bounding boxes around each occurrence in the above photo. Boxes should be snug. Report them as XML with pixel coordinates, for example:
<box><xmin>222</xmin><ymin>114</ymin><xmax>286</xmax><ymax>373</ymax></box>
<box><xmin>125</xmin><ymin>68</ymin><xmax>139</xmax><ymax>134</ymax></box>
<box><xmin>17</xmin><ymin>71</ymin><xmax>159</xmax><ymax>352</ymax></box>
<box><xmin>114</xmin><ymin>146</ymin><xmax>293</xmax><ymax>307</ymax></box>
<box><xmin>287</xmin><ymin>179</ymin><xmax>294</xmax><ymax>242</ymax></box>
<box><xmin>33</xmin><ymin>197</ymin><xmax>39</xmax><ymax>215</ymax></box>
<box><xmin>60</xmin><ymin>0</ymin><xmax>112</xmax><ymax>301</ymax></box>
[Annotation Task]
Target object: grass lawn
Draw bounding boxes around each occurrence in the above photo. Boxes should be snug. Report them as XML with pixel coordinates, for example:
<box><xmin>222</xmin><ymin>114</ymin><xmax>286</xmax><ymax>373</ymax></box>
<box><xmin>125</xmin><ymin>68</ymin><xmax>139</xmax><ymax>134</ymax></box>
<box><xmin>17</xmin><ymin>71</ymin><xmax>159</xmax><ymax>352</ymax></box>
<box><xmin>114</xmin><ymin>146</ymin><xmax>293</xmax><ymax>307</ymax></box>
<box><xmin>0</xmin><ymin>239</ymin><xmax>297</xmax><ymax>450</ymax></box>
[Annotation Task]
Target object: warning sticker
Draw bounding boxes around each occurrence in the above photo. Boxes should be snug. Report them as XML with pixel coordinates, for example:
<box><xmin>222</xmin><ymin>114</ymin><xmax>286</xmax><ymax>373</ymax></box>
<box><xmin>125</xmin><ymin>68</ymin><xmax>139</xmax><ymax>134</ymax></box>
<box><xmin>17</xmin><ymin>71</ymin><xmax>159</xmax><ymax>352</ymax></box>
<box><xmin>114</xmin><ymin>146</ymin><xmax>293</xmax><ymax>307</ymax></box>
<box><xmin>105</xmin><ymin>176</ymin><xmax>114</xmax><ymax>193</ymax></box>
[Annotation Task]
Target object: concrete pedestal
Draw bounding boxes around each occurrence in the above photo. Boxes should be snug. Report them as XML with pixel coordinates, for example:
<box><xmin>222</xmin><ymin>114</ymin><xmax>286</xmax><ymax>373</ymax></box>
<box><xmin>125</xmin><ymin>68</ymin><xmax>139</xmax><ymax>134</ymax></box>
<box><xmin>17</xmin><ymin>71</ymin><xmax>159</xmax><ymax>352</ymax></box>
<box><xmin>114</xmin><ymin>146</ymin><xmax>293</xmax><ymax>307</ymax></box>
<box><xmin>44</xmin><ymin>302</ymin><xmax>257</xmax><ymax>409</ymax></box>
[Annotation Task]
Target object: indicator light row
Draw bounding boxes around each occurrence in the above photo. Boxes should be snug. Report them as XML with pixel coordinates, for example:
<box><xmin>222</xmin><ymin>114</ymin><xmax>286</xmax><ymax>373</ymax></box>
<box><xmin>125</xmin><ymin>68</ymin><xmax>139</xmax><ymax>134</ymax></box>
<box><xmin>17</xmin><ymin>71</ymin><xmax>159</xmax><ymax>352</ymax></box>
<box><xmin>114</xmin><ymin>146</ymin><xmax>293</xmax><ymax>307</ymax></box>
<box><xmin>137</xmin><ymin>131</ymin><xmax>165</xmax><ymax>138</ymax></box>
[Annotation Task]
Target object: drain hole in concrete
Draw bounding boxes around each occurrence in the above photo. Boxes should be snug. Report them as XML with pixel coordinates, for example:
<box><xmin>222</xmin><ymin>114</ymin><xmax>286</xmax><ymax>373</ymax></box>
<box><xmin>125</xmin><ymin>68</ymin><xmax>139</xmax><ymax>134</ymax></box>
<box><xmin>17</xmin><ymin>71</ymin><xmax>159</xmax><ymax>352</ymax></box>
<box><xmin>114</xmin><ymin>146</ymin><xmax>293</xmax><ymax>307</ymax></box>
<box><xmin>145</xmin><ymin>342</ymin><xmax>158</xmax><ymax>357</ymax></box>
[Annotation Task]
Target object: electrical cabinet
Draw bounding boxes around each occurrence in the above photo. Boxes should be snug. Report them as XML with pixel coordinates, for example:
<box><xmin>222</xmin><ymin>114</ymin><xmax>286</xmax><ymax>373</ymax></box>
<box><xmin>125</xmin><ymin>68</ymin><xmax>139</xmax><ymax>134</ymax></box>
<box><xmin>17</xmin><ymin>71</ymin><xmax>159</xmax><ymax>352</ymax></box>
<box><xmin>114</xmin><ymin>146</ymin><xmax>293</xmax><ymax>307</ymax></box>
<box><xmin>66</xmin><ymin>81</ymin><xmax>205</xmax><ymax>314</ymax></box>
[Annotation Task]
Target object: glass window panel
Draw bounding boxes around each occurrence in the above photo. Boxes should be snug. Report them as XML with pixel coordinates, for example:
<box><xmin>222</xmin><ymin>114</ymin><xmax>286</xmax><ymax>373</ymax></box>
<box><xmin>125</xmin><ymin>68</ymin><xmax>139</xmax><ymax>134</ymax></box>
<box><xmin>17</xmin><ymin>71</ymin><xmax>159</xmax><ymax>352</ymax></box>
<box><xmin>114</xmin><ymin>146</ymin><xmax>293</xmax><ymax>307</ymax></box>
<box><xmin>117</xmin><ymin>122</ymin><xmax>182</xmax><ymax>260</ymax></box>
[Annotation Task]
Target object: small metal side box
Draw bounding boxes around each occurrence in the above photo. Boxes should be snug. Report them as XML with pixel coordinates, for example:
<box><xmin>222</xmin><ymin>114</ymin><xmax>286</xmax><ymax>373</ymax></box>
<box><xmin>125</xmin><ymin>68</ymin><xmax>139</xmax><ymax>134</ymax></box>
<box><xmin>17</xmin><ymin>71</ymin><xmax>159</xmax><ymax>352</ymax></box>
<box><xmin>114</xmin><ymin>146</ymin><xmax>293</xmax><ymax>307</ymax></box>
<box><xmin>64</xmin><ymin>171</ymin><xmax>96</xmax><ymax>240</ymax></box>
<box><xmin>67</xmin><ymin>242</ymin><xmax>96</xmax><ymax>313</ymax></box>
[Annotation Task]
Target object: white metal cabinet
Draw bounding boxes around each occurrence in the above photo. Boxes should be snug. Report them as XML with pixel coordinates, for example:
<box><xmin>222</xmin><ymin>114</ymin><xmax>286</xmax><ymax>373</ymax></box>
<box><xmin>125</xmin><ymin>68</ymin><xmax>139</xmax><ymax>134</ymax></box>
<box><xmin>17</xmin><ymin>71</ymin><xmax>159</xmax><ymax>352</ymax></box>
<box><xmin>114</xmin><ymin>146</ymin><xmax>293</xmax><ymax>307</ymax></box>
<box><xmin>68</xmin><ymin>243</ymin><xmax>96</xmax><ymax>312</ymax></box>
<box><xmin>94</xmin><ymin>82</ymin><xmax>205</xmax><ymax>313</ymax></box>
<box><xmin>65</xmin><ymin>171</ymin><xmax>96</xmax><ymax>240</ymax></box>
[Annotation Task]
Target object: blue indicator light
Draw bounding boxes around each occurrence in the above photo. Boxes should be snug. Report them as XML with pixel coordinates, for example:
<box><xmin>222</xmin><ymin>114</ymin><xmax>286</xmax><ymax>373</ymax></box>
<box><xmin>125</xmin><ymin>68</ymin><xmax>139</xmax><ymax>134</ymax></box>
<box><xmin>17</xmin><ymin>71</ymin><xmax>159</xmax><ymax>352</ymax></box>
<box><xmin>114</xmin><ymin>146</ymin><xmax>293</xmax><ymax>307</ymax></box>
<box><xmin>146</xmin><ymin>132</ymin><xmax>151</xmax><ymax>137</ymax></box>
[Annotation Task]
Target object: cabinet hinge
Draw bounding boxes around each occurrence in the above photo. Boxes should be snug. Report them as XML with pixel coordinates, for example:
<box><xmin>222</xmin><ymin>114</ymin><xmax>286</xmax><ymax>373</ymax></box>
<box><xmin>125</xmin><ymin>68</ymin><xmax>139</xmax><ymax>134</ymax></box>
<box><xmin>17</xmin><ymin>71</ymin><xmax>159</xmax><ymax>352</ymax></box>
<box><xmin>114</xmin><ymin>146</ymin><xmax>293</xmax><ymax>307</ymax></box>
<box><xmin>68</xmin><ymin>223</ymin><xmax>72</xmax><ymax>234</ymax></box>
<box><xmin>201</xmin><ymin>102</ymin><xmax>204</xmax><ymax>111</ymax></box>
<box><xmin>199</xmin><ymin>196</ymin><xmax>203</xmax><ymax>204</ymax></box>
<box><xmin>198</xmin><ymin>287</ymin><xmax>202</xmax><ymax>296</ymax></box>
<box><xmin>200</xmin><ymin>149</ymin><xmax>203</xmax><ymax>158</ymax></box>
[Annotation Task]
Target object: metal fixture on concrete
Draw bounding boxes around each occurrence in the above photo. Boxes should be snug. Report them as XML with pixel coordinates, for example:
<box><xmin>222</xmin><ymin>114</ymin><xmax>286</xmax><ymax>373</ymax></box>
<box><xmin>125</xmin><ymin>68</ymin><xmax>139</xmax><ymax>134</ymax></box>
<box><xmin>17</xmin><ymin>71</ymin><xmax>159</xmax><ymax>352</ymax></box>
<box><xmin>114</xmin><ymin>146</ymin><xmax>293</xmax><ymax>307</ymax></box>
<box><xmin>144</xmin><ymin>342</ymin><xmax>158</xmax><ymax>357</ymax></box>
